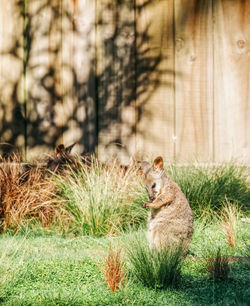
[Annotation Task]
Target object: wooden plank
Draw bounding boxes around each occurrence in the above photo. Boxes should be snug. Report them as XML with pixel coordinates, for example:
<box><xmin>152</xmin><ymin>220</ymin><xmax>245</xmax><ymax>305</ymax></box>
<box><xmin>0</xmin><ymin>0</ymin><xmax>249</xmax><ymax>165</ymax></box>
<box><xmin>174</xmin><ymin>0</ymin><xmax>214</xmax><ymax>162</ymax></box>
<box><xmin>96</xmin><ymin>0</ymin><xmax>137</xmax><ymax>163</ymax></box>
<box><xmin>0</xmin><ymin>0</ymin><xmax>25</xmax><ymax>156</ymax></box>
<box><xmin>135</xmin><ymin>0</ymin><xmax>175</xmax><ymax>161</ymax></box>
<box><xmin>61</xmin><ymin>0</ymin><xmax>96</xmax><ymax>156</ymax></box>
<box><xmin>214</xmin><ymin>0</ymin><xmax>250</xmax><ymax>164</ymax></box>
<box><xmin>24</xmin><ymin>0</ymin><xmax>64</xmax><ymax>160</ymax></box>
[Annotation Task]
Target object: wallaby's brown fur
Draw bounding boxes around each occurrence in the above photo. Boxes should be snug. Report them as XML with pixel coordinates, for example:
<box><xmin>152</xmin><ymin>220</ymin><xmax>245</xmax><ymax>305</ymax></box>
<box><xmin>47</xmin><ymin>143</ymin><xmax>77</xmax><ymax>172</ymax></box>
<box><xmin>140</xmin><ymin>156</ymin><xmax>193</xmax><ymax>252</ymax></box>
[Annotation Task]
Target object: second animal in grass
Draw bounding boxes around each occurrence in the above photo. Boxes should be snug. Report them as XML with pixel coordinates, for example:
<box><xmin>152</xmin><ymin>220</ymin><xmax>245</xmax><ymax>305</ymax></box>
<box><xmin>140</xmin><ymin>156</ymin><xmax>193</xmax><ymax>252</ymax></box>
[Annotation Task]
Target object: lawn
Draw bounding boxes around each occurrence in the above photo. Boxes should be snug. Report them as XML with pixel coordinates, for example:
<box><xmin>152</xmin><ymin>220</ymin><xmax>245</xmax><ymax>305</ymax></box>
<box><xmin>0</xmin><ymin>160</ymin><xmax>249</xmax><ymax>305</ymax></box>
<box><xmin>0</xmin><ymin>218</ymin><xmax>249</xmax><ymax>305</ymax></box>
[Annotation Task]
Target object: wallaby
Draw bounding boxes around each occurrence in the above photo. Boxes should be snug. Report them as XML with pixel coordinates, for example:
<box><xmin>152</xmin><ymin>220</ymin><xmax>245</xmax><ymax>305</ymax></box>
<box><xmin>139</xmin><ymin>156</ymin><xmax>193</xmax><ymax>253</ymax></box>
<box><xmin>47</xmin><ymin>143</ymin><xmax>76</xmax><ymax>172</ymax></box>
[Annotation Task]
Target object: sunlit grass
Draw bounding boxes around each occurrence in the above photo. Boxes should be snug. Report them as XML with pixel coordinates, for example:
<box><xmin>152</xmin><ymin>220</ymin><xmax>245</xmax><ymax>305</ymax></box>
<box><xmin>0</xmin><ymin>156</ymin><xmax>249</xmax><ymax>237</ymax></box>
<box><xmin>54</xmin><ymin>157</ymin><xmax>148</xmax><ymax>236</ymax></box>
<box><xmin>169</xmin><ymin>163</ymin><xmax>250</xmax><ymax>217</ymax></box>
<box><xmin>127</xmin><ymin>235</ymin><xmax>185</xmax><ymax>289</ymax></box>
<box><xmin>216</xmin><ymin>200</ymin><xmax>241</xmax><ymax>248</ymax></box>
<box><xmin>0</xmin><ymin>217</ymin><xmax>249</xmax><ymax>305</ymax></box>
<box><xmin>100</xmin><ymin>246</ymin><xmax>125</xmax><ymax>292</ymax></box>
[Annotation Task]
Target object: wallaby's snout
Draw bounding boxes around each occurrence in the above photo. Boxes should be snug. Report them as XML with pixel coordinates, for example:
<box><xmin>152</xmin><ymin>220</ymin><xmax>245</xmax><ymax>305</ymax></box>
<box><xmin>142</xmin><ymin>196</ymin><xmax>154</xmax><ymax>209</ymax></box>
<box><xmin>149</xmin><ymin>195</ymin><xmax>155</xmax><ymax>202</ymax></box>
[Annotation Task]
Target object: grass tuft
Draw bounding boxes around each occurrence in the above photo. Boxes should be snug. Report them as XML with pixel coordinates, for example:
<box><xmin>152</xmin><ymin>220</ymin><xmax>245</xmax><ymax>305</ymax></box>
<box><xmin>101</xmin><ymin>246</ymin><xmax>125</xmax><ymax>292</ymax></box>
<box><xmin>55</xmin><ymin>157</ymin><xmax>147</xmax><ymax>236</ymax></box>
<box><xmin>169</xmin><ymin>163</ymin><xmax>250</xmax><ymax>217</ymax></box>
<box><xmin>216</xmin><ymin>200</ymin><xmax>241</xmax><ymax>248</ymax></box>
<box><xmin>206</xmin><ymin>248</ymin><xmax>230</xmax><ymax>280</ymax></box>
<box><xmin>127</xmin><ymin>235</ymin><xmax>185</xmax><ymax>289</ymax></box>
<box><xmin>0</xmin><ymin>155</ymin><xmax>58</xmax><ymax>232</ymax></box>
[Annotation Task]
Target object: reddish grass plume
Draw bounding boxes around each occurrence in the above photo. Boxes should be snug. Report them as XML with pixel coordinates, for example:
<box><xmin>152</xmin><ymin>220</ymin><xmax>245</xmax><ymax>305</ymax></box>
<box><xmin>102</xmin><ymin>246</ymin><xmax>125</xmax><ymax>292</ymax></box>
<box><xmin>0</xmin><ymin>154</ymin><xmax>58</xmax><ymax>231</ymax></box>
<box><xmin>217</xmin><ymin>201</ymin><xmax>240</xmax><ymax>248</ymax></box>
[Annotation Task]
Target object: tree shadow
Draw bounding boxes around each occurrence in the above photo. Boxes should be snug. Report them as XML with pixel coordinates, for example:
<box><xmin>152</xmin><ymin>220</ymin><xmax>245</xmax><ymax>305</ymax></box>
<box><xmin>0</xmin><ymin>0</ymin><xmax>216</xmax><ymax>161</ymax></box>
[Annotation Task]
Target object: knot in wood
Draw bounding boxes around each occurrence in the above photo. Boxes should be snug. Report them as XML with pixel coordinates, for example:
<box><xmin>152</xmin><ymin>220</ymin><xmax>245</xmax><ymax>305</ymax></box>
<box><xmin>176</xmin><ymin>38</ymin><xmax>184</xmax><ymax>52</ymax></box>
<box><xmin>237</xmin><ymin>39</ymin><xmax>246</xmax><ymax>49</ymax></box>
<box><xmin>190</xmin><ymin>55</ymin><xmax>197</xmax><ymax>62</ymax></box>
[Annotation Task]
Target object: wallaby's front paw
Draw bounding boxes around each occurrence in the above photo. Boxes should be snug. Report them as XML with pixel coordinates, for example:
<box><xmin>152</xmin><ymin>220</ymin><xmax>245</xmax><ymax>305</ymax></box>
<box><xmin>142</xmin><ymin>202</ymin><xmax>148</xmax><ymax>208</ymax></box>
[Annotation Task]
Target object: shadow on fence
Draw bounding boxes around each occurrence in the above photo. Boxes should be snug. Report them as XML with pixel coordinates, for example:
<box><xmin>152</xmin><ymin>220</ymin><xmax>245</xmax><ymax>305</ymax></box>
<box><xmin>0</xmin><ymin>0</ymin><xmax>215</xmax><ymax>160</ymax></box>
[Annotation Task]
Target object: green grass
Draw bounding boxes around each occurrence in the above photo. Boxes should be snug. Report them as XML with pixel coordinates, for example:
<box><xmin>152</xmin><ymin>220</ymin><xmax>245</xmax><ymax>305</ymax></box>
<box><xmin>51</xmin><ymin>161</ymin><xmax>250</xmax><ymax>236</ymax></box>
<box><xmin>1</xmin><ymin>158</ymin><xmax>249</xmax><ymax>236</ymax></box>
<box><xmin>54</xmin><ymin>159</ymin><xmax>148</xmax><ymax>237</ymax></box>
<box><xmin>0</xmin><ymin>160</ymin><xmax>249</xmax><ymax>303</ymax></box>
<box><xmin>127</xmin><ymin>235</ymin><xmax>185</xmax><ymax>289</ymax></box>
<box><xmin>169</xmin><ymin>163</ymin><xmax>250</xmax><ymax>217</ymax></box>
<box><xmin>0</xmin><ymin>218</ymin><xmax>249</xmax><ymax>305</ymax></box>
<box><xmin>206</xmin><ymin>248</ymin><xmax>230</xmax><ymax>280</ymax></box>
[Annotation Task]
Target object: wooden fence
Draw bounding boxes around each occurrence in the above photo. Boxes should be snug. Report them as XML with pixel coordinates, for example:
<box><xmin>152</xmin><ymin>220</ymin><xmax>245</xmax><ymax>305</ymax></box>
<box><xmin>0</xmin><ymin>0</ymin><xmax>249</xmax><ymax>164</ymax></box>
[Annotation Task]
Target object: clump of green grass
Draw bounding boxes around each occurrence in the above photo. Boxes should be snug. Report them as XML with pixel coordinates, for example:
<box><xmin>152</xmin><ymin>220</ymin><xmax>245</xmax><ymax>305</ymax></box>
<box><xmin>127</xmin><ymin>235</ymin><xmax>185</xmax><ymax>289</ymax></box>
<box><xmin>1</xmin><ymin>154</ymin><xmax>248</xmax><ymax>237</ymax></box>
<box><xmin>206</xmin><ymin>248</ymin><xmax>230</xmax><ymax>280</ymax></box>
<box><xmin>55</xmin><ymin>157</ymin><xmax>148</xmax><ymax>237</ymax></box>
<box><xmin>169</xmin><ymin>163</ymin><xmax>250</xmax><ymax>216</ymax></box>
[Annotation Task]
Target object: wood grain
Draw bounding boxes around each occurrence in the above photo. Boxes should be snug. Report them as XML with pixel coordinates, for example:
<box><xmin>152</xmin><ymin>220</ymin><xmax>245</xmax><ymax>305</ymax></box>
<box><xmin>0</xmin><ymin>0</ymin><xmax>25</xmax><ymax>154</ymax></box>
<box><xmin>174</xmin><ymin>0</ymin><xmax>214</xmax><ymax>162</ymax></box>
<box><xmin>25</xmin><ymin>1</ymin><xmax>64</xmax><ymax>159</ymax></box>
<box><xmin>96</xmin><ymin>0</ymin><xmax>137</xmax><ymax>163</ymax></box>
<box><xmin>214</xmin><ymin>0</ymin><xmax>250</xmax><ymax>163</ymax></box>
<box><xmin>61</xmin><ymin>0</ymin><xmax>96</xmax><ymax>155</ymax></box>
<box><xmin>135</xmin><ymin>0</ymin><xmax>175</xmax><ymax>161</ymax></box>
<box><xmin>0</xmin><ymin>0</ymin><xmax>249</xmax><ymax>163</ymax></box>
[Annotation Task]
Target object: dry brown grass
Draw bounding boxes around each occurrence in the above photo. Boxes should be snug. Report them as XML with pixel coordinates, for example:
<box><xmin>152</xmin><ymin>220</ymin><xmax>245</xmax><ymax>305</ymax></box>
<box><xmin>0</xmin><ymin>154</ymin><xmax>146</xmax><ymax>235</ymax></box>
<box><xmin>0</xmin><ymin>155</ymin><xmax>59</xmax><ymax>231</ymax></box>
<box><xmin>101</xmin><ymin>246</ymin><xmax>125</xmax><ymax>292</ymax></box>
<box><xmin>216</xmin><ymin>201</ymin><xmax>241</xmax><ymax>248</ymax></box>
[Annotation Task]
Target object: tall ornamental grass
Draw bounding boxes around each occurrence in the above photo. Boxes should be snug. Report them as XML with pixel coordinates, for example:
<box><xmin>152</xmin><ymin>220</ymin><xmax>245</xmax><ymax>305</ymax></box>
<box><xmin>55</xmin><ymin>158</ymin><xmax>148</xmax><ymax>236</ymax></box>
<box><xmin>0</xmin><ymin>154</ymin><xmax>249</xmax><ymax>235</ymax></box>
<box><xmin>0</xmin><ymin>155</ymin><xmax>59</xmax><ymax>232</ymax></box>
<box><xmin>216</xmin><ymin>200</ymin><xmax>241</xmax><ymax>248</ymax></box>
<box><xmin>169</xmin><ymin>163</ymin><xmax>250</xmax><ymax>216</ymax></box>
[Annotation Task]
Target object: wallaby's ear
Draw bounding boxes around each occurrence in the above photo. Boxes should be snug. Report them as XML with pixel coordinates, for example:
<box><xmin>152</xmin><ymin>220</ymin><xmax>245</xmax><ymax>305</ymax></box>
<box><xmin>55</xmin><ymin>144</ymin><xmax>65</xmax><ymax>157</ymax></box>
<box><xmin>65</xmin><ymin>143</ymin><xmax>76</xmax><ymax>154</ymax></box>
<box><xmin>136</xmin><ymin>161</ymin><xmax>151</xmax><ymax>175</ymax></box>
<box><xmin>153</xmin><ymin>156</ymin><xmax>163</xmax><ymax>170</ymax></box>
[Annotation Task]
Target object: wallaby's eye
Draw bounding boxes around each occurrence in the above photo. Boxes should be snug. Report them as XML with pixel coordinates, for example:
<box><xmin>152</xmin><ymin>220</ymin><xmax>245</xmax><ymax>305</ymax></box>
<box><xmin>152</xmin><ymin>183</ymin><xmax>156</xmax><ymax>189</ymax></box>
